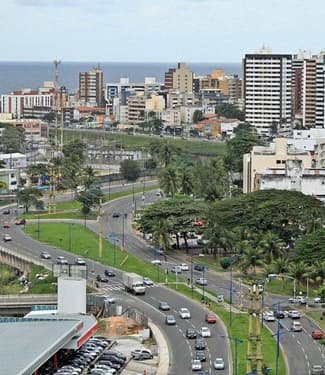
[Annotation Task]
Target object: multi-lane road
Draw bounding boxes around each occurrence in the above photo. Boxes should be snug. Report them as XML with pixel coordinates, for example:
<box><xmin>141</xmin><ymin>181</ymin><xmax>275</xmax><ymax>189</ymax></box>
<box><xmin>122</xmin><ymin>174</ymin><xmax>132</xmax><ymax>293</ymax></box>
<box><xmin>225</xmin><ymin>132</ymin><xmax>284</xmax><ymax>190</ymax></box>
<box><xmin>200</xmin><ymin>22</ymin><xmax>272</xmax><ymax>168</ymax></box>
<box><xmin>2</xmin><ymin>185</ymin><xmax>325</xmax><ymax>374</ymax></box>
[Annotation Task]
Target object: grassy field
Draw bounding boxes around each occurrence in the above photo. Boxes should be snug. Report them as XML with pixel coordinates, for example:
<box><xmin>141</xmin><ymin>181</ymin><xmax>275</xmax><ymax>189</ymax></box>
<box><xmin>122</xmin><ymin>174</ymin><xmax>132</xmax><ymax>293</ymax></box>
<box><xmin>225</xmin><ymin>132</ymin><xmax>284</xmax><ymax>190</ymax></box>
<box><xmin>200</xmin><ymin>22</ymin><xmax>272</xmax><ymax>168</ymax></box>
<box><xmin>62</xmin><ymin>129</ymin><xmax>226</xmax><ymax>157</ymax></box>
<box><xmin>306</xmin><ymin>310</ymin><xmax>325</xmax><ymax>330</ymax></box>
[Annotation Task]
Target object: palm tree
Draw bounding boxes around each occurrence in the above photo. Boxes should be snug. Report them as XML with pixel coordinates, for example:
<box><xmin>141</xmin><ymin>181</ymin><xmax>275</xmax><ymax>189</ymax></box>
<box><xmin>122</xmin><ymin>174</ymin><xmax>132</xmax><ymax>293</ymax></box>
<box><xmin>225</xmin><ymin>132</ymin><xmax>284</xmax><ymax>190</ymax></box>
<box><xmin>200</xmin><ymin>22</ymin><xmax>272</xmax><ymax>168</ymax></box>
<box><xmin>272</xmin><ymin>257</ymin><xmax>289</xmax><ymax>275</ymax></box>
<box><xmin>240</xmin><ymin>245</ymin><xmax>265</xmax><ymax>274</ymax></box>
<box><xmin>288</xmin><ymin>261</ymin><xmax>310</xmax><ymax>290</ymax></box>
<box><xmin>260</xmin><ymin>231</ymin><xmax>285</xmax><ymax>263</ymax></box>
<box><xmin>178</xmin><ymin>167</ymin><xmax>194</xmax><ymax>196</ymax></box>
<box><xmin>158</xmin><ymin>166</ymin><xmax>178</xmax><ymax>197</ymax></box>
<box><xmin>205</xmin><ymin>226</ymin><xmax>235</xmax><ymax>256</ymax></box>
<box><xmin>309</xmin><ymin>260</ymin><xmax>325</xmax><ymax>286</ymax></box>
<box><xmin>152</xmin><ymin>218</ymin><xmax>172</xmax><ymax>253</ymax></box>
<box><xmin>81</xmin><ymin>166</ymin><xmax>97</xmax><ymax>190</ymax></box>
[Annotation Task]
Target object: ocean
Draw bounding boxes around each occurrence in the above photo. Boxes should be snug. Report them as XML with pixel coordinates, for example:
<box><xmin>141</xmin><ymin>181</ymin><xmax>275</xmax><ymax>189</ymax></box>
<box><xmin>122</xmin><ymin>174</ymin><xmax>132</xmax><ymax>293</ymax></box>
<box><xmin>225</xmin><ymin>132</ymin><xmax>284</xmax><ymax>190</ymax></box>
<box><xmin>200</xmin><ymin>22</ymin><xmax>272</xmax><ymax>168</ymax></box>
<box><xmin>0</xmin><ymin>61</ymin><xmax>241</xmax><ymax>95</ymax></box>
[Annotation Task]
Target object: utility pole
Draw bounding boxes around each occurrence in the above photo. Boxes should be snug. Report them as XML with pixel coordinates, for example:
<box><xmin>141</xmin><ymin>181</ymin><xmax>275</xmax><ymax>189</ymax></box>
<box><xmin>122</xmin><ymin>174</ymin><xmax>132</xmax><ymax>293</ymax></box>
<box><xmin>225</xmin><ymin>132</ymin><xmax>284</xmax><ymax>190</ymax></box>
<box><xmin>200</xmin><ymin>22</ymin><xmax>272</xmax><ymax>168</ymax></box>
<box><xmin>246</xmin><ymin>282</ymin><xmax>263</xmax><ymax>375</ymax></box>
<box><xmin>98</xmin><ymin>197</ymin><xmax>103</xmax><ymax>258</ymax></box>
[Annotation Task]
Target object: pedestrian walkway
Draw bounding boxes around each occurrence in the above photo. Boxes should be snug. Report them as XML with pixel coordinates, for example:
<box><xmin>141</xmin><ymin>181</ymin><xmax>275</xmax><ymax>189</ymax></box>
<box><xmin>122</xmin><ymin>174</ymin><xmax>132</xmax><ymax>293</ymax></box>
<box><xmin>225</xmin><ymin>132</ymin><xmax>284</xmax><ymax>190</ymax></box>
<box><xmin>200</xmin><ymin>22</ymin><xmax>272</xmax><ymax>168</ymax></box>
<box><xmin>100</xmin><ymin>284</ymin><xmax>159</xmax><ymax>292</ymax></box>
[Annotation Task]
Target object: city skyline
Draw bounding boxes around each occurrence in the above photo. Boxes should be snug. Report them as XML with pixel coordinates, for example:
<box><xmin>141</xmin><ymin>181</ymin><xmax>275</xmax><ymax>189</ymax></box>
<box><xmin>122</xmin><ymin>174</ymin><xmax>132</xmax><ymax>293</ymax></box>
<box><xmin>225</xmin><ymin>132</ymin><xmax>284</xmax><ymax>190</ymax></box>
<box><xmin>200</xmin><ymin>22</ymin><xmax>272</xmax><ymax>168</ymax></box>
<box><xmin>1</xmin><ymin>0</ymin><xmax>325</xmax><ymax>62</ymax></box>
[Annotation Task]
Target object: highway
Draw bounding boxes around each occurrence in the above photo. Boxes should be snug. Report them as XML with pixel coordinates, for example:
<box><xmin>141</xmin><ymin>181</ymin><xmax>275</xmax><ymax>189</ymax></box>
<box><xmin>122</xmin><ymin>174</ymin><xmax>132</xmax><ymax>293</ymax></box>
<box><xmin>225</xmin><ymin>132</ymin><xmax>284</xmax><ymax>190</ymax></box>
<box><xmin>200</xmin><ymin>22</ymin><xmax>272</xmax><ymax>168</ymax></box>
<box><xmin>0</xmin><ymin>191</ymin><xmax>230</xmax><ymax>375</ymax></box>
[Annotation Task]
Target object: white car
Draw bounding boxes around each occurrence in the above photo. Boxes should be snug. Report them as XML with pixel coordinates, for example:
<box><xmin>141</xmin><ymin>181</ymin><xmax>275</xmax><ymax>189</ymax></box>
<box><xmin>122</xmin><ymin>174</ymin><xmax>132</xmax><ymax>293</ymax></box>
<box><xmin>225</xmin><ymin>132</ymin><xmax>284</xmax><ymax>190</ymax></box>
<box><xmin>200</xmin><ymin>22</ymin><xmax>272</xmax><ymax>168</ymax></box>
<box><xmin>196</xmin><ymin>277</ymin><xmax>208</xmax><ymax>286</ymax></box>
<box><xmin>171</xmin><ymin>265</ymin><xmax>182</xmax><ymax>273</ymax></box>
<box><xmin>291</xmin><ymin>321</ymin><xmax>303</xmax><ymax>332</ymax></box>
<box><xmin>179</xmin><ymin>263</ymin><xmax>189</xmax><ymax>271</ymax></box>
<box><xmin>151</xmin><ymin>259</ymin><xmax>161</xmax><ymax>265</ymax></box>
<box><xmin>75</xmin><ymin>257</ymin><xmax>86</xmax><ymax>265</ymax></box>
<box><xmin>214</xmin><ymin>357</ymin><xmax>225</xmax><ymax>370</ymax></box>
<box><xmin>263</xmin><ymin>311</ymin><xmax>275</xmax><ymax>322</ymax></box>
<box><xmin>179</xmin><ymin>307</ymin><xmax>191</xmax><ymax>319</ymax></box>
<box><xmin>191</xmin><ymin>359</ymin><xmax>202</xmax><ymax>371</ymax></box>
<box><xmin>143</xmin><ymin>277</ymin><xmax>154</xmax><ymax>286</ymax></box>
<box><xmin>3</xmin><ymin>234</ymin><xmax>12</xmax><ymax>242</ymax></box>
<box><xmin>288</xmin><ymin>310</ymin><xmax>301</xmax><ymax>319</ymax></box>
<box><xmin>198</xmin><ymin>326</ymin><xmax>211</xmax><ymax>337</ymax></box>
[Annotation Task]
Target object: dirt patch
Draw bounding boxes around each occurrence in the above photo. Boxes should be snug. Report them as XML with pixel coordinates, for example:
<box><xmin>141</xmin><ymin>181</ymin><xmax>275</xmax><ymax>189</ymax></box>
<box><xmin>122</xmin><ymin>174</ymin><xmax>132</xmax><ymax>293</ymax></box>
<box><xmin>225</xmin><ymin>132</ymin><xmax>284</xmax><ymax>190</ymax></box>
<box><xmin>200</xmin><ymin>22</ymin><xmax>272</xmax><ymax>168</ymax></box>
<box><xmin>101</xmin><ymin>316</ymin><xmax>144</xmax><ymax>337</ymax></box>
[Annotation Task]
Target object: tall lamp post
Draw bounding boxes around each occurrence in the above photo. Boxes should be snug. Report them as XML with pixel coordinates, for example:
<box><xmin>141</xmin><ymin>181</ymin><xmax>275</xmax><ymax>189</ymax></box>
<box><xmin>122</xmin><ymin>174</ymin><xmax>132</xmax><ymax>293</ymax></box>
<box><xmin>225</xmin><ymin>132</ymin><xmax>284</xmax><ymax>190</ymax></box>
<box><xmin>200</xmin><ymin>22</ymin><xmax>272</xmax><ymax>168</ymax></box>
<box><xmin>190</xmin><ymin>252</ymin><xmax>194</xmax><ymax>298</ymax></box>
<box><xmin>272</xmin><ymin>300</ymin><xmax>289</xmax><ymax>375</ymax></box>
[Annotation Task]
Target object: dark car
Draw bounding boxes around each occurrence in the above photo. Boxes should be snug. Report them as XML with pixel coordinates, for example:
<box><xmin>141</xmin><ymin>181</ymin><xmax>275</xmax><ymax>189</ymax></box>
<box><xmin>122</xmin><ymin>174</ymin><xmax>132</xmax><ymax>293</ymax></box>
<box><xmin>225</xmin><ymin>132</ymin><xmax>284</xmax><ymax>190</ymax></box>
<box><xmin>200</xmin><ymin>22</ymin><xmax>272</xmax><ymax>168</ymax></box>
<box><xmin>196</xmin><ymin>350</ymin><xmax>206</xmax><ymax>362</ymax></box>
<box><xmin>165</xmin><ymin>315</ymin><xmax>176</xmax><ymax>325</ymax></box>
<box><xmin>158</xmin><ymin>301</ymin><xmax>170</xmax><ymax>311</ymax></box>
<box><xmin>194</xmin><ymin>264</ymin><xmax>207</xmax><ymax>272</ymax></box>
<box><xmin>186</xmin><ymin>328</ymin><xmax>197</xmax><ymax>339</ymax></box>
<box><xmin>274</xmin><ymin>310</ymin><xmax>285</xmax><ymax>319</ymax></box>
<box><xmin>112</xmin><ymin>212</ymin><xmax>120</xmax><ymax>218</ymax></box>
<box><xmin>104</xmin><ymin>269</ymin><xmax>116</xmax><ymax>277</ymax></box>
<box><xmin>96</xmin><ymin>274</ymin><xmax>109</xmax><ymax>282</ymax></box>
<box><xmin>195</xmin><ymin>338</ymin><xmax>206</xmax><ymax>350</ymax></box>
<box><xmin>2</xmin><ymin>209</ymin><xmax>10</xmax><ymax>215</ymax></box>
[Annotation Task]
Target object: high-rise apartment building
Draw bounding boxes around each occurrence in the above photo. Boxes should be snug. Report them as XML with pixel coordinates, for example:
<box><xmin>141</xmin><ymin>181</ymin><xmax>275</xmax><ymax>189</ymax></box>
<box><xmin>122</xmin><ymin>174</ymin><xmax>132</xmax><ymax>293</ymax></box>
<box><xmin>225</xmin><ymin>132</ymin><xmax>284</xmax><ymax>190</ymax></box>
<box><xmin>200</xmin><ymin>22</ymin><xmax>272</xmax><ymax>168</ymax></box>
<box><xmin>164</xmin><ymin>63</ymin><xmax>193</xmax><ymax>92</ymax></box>
<box><xmin>243</xmin><ymin>48</ymin><xmax>292</xmax><ymax>136</ymax></box>
<box><xmin>79</xmin><ymin>66</ymin><xmax>103</xmax><ymax>106</ymax></box>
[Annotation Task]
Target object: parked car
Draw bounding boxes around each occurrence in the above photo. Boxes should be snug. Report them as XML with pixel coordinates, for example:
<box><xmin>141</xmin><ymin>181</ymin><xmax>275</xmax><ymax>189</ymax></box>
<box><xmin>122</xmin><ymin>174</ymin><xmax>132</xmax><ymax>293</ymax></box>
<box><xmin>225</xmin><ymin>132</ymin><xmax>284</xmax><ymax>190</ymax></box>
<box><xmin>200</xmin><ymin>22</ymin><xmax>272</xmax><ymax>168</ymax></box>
<box><xmin>3</xmin><ymin>234</ymin><xmax>12</xmax><ymax>242</ymax></box>
<box><xmin>214</xmin><ymin>357</ymin><xmax>225</xmax><ymax>370</ymax></box>
<box><xmin>158</xmin><ymin>301</ymin><xmax>170</xmax><ymax>311</ymax></box>
<box><xmin>205</xmin><ymin>313</ymin><xmax>217</xmax><ymax>324</ymax></box>
<box><xmin>191</xmin><ymin>359</ymin><xmax>202</xmax><ymax>371</ymax></box>
<box><xmin>15</xmin><ymin>218</ymin><xmax>26</xmax><ymax>225</ymax></box>
<box><xmin>179</xmin><ymin>307</ymin><xmax>191</xmax><ymax>319</ymax></box>
<box><xmin>130</xmin><ymin>348</ymin><xmax>153</xmax><ymax>360</ymax></box>
<box><xmin>104</xmin><ymin>269</ymin><xmax>115</xmax><ymax>277</ymax></box>
<box><xmin>40</xmin><ymin>251</ymin><xmax>51</xmax><ymax>259</ymax></box>
<box><xmin>196</xmin><ymin>278</ymin><xmax>208</xmax><ymax>286</ymax></box>
<box><xmin>143</xmin><ymin>277</ymin><xmax>154</xmax><ymax>286</ymax></box>
<box><xmin>198</xmin><ymin>326</ymin><xmax>211</xmax><ymax>338</ymax></box>
<box><xmin>186</xmin><ymin>328</ymin><xmax>197</xmax><ymax>339</ymax></box>
<box><xmin>165</xmin><ymin>315</ymin><xmax>176</xmax><ymax>325</ymax></box>
<box><xmin>312</xmin><ymin>330</ymin><xmax>324</xmax><ymax>339</ymax></box>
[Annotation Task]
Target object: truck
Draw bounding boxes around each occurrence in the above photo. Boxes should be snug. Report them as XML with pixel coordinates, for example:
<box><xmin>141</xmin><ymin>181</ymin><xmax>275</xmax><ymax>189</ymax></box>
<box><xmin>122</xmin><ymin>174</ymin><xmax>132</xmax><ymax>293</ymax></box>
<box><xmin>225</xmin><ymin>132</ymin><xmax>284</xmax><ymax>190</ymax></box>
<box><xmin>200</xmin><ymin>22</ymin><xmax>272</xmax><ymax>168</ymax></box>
<box><xmin>122</xmin><ymin>272</ymin><xmax>146</xmax><ymax>295</ymax></box>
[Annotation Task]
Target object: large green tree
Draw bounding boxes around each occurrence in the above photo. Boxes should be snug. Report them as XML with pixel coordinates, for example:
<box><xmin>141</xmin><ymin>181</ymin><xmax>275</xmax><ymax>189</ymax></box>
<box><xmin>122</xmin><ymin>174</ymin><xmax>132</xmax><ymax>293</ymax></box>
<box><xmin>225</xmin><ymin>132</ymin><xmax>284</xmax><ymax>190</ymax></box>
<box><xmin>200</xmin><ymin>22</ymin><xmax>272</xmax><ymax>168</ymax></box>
<box><xmin>215</xmin><ymin>103</ymin><xmax>245</xmax><ymax>121</ymax></box>
<box><xmin>294</xmin><ymin>228</ymin><xmax>325</xmax><ymax>264</ymax></box>
<box><xmin>120</xmin><ymin>159</ymin><xmax>140</xmax><ymax>181</ymax></box>
<box><xmin>0</xmin><ymin>125</ymin><xmax>25</xmax><ymax>152</ymax></box>
<box><xmin>158</xmin><ymin>166</ymin><xmax>178</xmax><ymax>197</ymax></box>
<box><xmin>17</xmin><ymin>188</ymin><xmax>43</xmax><ymax>213</ymax></box>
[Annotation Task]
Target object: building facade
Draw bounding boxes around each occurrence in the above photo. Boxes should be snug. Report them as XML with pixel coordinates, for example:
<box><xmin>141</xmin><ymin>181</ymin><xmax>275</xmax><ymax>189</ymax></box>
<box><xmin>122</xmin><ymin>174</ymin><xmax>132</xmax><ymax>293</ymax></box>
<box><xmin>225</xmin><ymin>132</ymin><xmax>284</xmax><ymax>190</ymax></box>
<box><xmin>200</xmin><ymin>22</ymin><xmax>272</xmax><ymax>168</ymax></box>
<box><xmin>79</xmin><ymin>67</ymin><xmax>103</xmax><ymax>107</ymax></box>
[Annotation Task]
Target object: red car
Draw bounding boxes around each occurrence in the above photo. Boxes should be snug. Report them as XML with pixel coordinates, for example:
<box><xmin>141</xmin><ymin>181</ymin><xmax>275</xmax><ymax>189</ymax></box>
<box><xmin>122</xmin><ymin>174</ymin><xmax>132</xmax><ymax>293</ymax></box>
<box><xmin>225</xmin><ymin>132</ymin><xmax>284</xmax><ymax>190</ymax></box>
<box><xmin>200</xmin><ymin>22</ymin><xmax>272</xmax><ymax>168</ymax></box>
<box><xmin>205</xmin><ymin>313</ymin><xmax>217</xmax><ymax>324</ymax></box>
<box><xmin>15</xmin><ymin>218</ymin><xmax>26</xmax><ymax>225</ymax></box>
<box><xmin>3</xmin><ymin>222</ymin><xmax>10</xmax><ymax>228</ymax></box>
<box><xmin>311</xmin><ymin>330</ymin><xmax>324</xmax><ymax>339</ymax></box>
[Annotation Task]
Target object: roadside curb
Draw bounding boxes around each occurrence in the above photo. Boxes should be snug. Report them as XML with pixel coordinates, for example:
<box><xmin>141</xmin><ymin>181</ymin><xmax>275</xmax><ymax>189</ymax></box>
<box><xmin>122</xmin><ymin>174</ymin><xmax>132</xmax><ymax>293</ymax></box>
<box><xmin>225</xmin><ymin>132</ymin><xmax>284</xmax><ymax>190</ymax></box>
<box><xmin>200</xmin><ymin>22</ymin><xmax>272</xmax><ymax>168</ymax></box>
<box><xmin>149</xmin><ymin>321</ymin><xmax>170</xmax><ymax>375</ymax></box>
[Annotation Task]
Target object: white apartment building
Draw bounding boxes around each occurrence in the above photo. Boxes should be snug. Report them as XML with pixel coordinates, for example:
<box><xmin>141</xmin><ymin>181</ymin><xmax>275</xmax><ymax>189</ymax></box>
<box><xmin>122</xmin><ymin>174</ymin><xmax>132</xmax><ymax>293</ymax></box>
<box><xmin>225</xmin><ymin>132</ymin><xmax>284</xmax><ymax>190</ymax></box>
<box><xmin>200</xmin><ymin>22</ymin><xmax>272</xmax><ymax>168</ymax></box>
<box><xmin>243</xmin><ymin>48</ymin><xmax>292</xmax><ymax>136</ymax></box>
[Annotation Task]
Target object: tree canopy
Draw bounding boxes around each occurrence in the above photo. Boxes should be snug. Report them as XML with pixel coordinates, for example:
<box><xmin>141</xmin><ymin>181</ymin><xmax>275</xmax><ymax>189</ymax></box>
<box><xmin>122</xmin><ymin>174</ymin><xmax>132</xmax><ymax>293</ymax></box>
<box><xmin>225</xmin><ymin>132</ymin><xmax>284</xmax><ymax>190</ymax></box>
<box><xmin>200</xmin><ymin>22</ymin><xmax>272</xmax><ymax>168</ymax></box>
<box><xmin>120</xmin><ymin>159</ymin><xmax>141</xmax><ymax>181</ymax></box>
<box><xmin>215</xmin><ymin>103</ymin><xmax>244</xmax><ymax>121</ymax></box>
<box><xmin>294</xmin><ymin>229</ymin><xmax>325</xmax><ymax>264</ymax></box>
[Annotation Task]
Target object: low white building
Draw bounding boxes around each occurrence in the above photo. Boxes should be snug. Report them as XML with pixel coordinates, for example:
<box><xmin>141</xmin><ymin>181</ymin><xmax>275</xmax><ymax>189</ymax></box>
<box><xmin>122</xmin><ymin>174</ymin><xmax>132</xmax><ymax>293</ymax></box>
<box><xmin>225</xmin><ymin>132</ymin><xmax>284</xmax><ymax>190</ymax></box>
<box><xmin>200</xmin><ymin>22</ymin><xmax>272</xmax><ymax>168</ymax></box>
<box><xmin>0</xmin><ymin>168</ymin><xmax>20</xmax><ymax>192</ymax></box>
<box><xmin>0</xmin><ymin>153</ymin><xmax>27</xmax><ymax>169</ymax></box>
<box><xmin>256</xmin><ymin>159</ymin><xmax>325</xmax><ymax>201</ymax></box>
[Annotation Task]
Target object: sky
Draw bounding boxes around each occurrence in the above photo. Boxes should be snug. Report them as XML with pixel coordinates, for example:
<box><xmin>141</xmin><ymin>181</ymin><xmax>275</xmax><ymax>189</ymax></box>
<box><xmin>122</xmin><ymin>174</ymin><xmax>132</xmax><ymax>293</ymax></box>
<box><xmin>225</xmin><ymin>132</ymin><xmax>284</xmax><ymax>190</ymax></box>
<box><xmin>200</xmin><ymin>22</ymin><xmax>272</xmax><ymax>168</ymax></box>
<box><xmin>1</xmin><ymin>0</ymin><xmax>325</xmax><ymax>62</ymax></box>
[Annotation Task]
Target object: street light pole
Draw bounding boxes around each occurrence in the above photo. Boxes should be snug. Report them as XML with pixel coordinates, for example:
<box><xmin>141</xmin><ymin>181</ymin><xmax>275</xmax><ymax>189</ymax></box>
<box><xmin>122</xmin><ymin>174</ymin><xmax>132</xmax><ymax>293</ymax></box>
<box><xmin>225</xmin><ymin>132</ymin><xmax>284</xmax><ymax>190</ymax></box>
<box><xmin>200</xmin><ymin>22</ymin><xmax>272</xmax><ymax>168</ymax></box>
<box><xmin>221</xmin><ymin>335</ymin><xmax>243</xmax><ymax>375</ymax></box>
<box><xmin>68</xmin><ymin>223</ymin><xmax>72</xmax><ymax>251</ymax></box>
<box><xmin>122</xmin><ymin>213</ymin><xmax>125</xmax><ymax>250</ymax></box>
<box><xmin>37</xmin><ymin>213</ymin><xmax>40</xmax><ymax>240</ymax></box>
<box><xmin>202</xmin><ymin>266</ymin><xmax>205</xmax><ymax>303</ymax></box>
<box><xmin>191</xmin><ymin>252</ymin><xmax>194</xmax><ymax>298</ymax></box>
<box><xmin>230</xmin><ymin>265</ymin><xmax>233</xmax><ymax>326</ymax></box>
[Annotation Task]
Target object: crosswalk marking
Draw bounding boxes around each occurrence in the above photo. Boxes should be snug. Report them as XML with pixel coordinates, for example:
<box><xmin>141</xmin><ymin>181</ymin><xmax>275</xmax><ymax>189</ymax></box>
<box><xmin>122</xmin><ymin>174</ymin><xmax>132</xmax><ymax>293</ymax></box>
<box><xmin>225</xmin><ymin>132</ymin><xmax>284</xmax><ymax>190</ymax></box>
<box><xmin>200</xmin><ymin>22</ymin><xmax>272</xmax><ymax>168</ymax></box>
<box><xmin>101</xmin><ymin>284</ymin><xmax>157</xmax><ymax>292</ymax></box>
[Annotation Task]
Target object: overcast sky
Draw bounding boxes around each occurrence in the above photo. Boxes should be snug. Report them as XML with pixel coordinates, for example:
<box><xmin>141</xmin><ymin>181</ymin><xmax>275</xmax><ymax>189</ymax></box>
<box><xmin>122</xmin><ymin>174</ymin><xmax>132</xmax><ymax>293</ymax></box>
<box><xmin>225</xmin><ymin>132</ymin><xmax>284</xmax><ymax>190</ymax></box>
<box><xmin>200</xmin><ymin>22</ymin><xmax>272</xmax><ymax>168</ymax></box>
<box><xmin>2</xmin><ymin>0</ymin><xmax>325</xmax><ymax>62</ymax></box>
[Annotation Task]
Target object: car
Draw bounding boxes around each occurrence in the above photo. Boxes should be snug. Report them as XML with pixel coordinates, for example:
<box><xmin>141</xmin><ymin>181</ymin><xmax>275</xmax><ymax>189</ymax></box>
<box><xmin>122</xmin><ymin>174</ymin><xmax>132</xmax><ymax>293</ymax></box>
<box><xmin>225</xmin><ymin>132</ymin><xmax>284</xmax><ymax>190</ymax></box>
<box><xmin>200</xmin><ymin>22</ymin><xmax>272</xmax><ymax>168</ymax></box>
<box><xmin>104</xmin><ymin>269</ymin><xmax>116</xmax><ymax>277</ymax></box>
<box><xmin>289</xmin><ymin>296</ymin><xmax>306</xmax><ymax>304</ymax></box>
<box><xmin>151</xmin><ymin>259</ymin><xmax>162</xmax><ymax>265</ymax></box>
<box><xmin>198</xmin><ymin>326</ymin><xmax>211</xmax><ymax>338</ymax></box>
<box><xmin>311</xmin><ymin>365</ymin><xmax>324</xmax><ymax>375</ymax></box>
<box><xmin>3</xmin><ymin>234</ymin><xmax>12</xmax><ymax>242</ymax></box>
<box><xmin>196</xmin><ymin>278</ymin><xmax>208</xmax><ymax>286</ymax></box>
<box><xmin>291</xmin><ymin>321</ymin><xmax>303</xmax><ymax>332</ymax></box>
<box><xmin>143</xmin><ymin>277</ymin><xmax>154</xmax><ymax>286</ymax></box>
<box><xmin>314</xmin><ymin>297</ymin><xmax>325</xmax><ymax>304</ymax></box>
<box><xmin>158</xmin><ymin>301</ymin><xmax>170</xmax><ymax>311</ymax></box>
<box><xmin>75</xmin><ymin>257</ymin><xmax>86</xmax><ymax>265</ymax></box>
<box><xmin>112</xmin><ymin>212</ymin><xmax>120</xmax><ymax>218</ymax></box>
<box><xmin>179</xmin><ymin>307</ymin><xmax>191</xmax><ymax>319</ymax></box>
<box><xmin>186</xmin><ymin>328</ymin><xmax>197</xmax><ymax>339</ymax></box>
<box><xmin>96</xmin><ymin>274</ymin><xmax>109</xmax><ymax>282</ymax></box>
<box><xmin>195</xmin><ymin>339</ymin><xmax>206</xmax><ymax>350</ymax></box>
<box><xmin>102</xmin><ymin>350</ymin><xmax>126</xmax><ymax>361</ymax></box>
<box><xmin>191</xmin><ymin>359</ymin><xmax>202</xmax><ymax>371</ymax></box>
<box><xmin>130</xmin><ymin>348</ymin><xmax>153</xmax><ymax>360</ymax></box>
<box><xmin>179</xmin><ymin>263</ymin><xmax>189</xmax><ymax>271</ymax></box>
<box><xmin>263</xmin><ymin>311</ymin><xmax>275</xmax><ymax>322</ymax></box>
<box><xmin>274</xmin><ymin>310</ymin><xmax>285</xmax><ymax>319</ymax></box>
<box><xmin>155</xmin><ymin>248</ymin><xmax>164</xmax><ymax>256</ymax></box>
<box><xmin>57</xmin><ymin>256</ymin><xmax>68</xmax><ymax>264</ymax></box>
<box><xmin>155</xmin><ymin>190</ymin><xmax>162</xmax><ymax>197</ymax></box>
<box><xmin>3</xmin><ymin>222</ymin><xmax>10</xmax><ymax>228</ymax></box>
<box><xmin>214</xmin><ymin>357</ymin><xmax>225</xmax><ymax>370</ymax></box>
<box><xmin>2</xmin><ymin>209</ymin><xmax>10</xmax><ymax>214</ymax></box>
<box><xmin>312</xmin><ymin>330</ymin><xmax>324</xmax><ymax>339</ymax></box>
<box><xmin>40</xmin><ymin>251</ymin><xmax>51</xmax><ymax>259</ymax></box>
<box><xmin>194</xmin><ymin>264</ymin><xmax>207</xmax><ymax>272</ymax></box>
<box><xmin>288</xmin><ymin>310</ymin><xmax>300</xmax><ymax>319</ymax></box>
<box><xmin>195</xmin><ymin>350</ymin><xmax>206</xmax><ymax>362</ymax></box>
<box><xmin>15</xmin><ymin>218</ymin><xmax>26</xmax><ymax>225</ymax></box>
<box><xmin>104</xmin><ymin>295</ymin><xmax>116</xmax><ymax>304</ymax></box>
<box><xmin>165</xmin><ymin>315</ymin><xmax>176</xmax><ymax>325</ymax></box>
<box><xmin>171</xmin><ymin>265</ymin><xmax>182</xmax><ymax>273</ymax></box>
<box><xmin>205</xmin><ymin>313</ymin><xmax>217</xmax><ymax>324</ymax></box>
